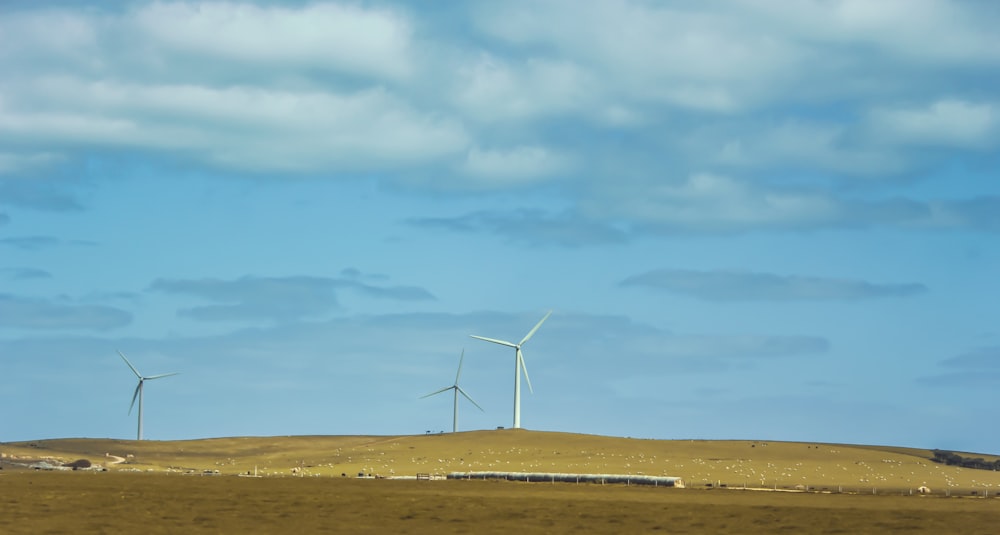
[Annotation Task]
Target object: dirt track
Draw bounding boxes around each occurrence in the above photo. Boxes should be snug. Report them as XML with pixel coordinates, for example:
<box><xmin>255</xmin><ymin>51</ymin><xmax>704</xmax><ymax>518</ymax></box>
<box><xmin>2</xmin><ymin>471</ymin><xmax>999</xmax><ymax>534</ymax></box>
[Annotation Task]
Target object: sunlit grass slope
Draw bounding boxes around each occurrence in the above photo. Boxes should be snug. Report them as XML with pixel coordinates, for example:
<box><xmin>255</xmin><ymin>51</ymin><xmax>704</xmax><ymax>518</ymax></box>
<box><xmin>4</xmin><ymin>430</ymin><xmax>999</xmax><ymax>492</ymax></box>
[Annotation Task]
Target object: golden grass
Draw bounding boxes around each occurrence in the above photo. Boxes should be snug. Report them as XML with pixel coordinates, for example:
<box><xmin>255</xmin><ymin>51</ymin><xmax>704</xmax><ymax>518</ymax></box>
<box><xmin>4</xmin><ymin>431</ymin><xmax>1000</xmax><ymax>534</ymax></box>
<box><xmin>2</xmin><ymin>472</ymin><xmax>1000</xmax><ymax>534</ymax></box>
<box><xmin>4</xmin><ymin>429</ymin><xmax>999</xmax><ymax>493</ymax></box>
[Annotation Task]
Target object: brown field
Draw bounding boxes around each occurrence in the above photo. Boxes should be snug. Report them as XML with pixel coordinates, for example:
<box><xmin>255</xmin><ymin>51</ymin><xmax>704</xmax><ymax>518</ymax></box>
<box><xmin>3</xmin><ymin>430</ymin><xmax>999</xmax><ymax>533</ymax></box>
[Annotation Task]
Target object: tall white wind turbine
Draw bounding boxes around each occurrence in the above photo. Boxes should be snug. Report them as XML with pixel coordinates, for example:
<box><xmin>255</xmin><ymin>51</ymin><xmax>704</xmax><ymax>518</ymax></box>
<box><xmin>470</xmin><ymin>311</ymin><xmax>551</xmax><ymax>429</ymax></box>
<box><xmin>118</xmin><ymin>350</ymin><xmax>178</xmax><ymax>441</ymax></box>
<box><xmin>421</xmin><ymin>350</ymin><xmax>483</xmax><ymax>433</ymax></box>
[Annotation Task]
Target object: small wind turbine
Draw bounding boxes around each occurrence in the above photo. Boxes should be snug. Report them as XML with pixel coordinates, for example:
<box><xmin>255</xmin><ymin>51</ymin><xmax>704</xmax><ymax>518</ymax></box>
<box><xmin>470</xmin><ymin>310</ymin><xmax>551</xmax><ymax>429</ymax></box>
<box><xmin>118</xmin><ymin>350</ymin><xmax>178</xmax><ymax>441</ymax></box>
<box><xmin>421</xmin><ymin>349</ymin><xmax>483</xmax><ymax>433</ymax></box>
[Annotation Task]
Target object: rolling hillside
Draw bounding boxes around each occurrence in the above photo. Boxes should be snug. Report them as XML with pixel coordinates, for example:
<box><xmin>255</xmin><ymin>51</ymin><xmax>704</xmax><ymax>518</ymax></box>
<box><xmin>4</xmin><ymin>430</ymin><xmax>998</xmax><ymax>493</ymax></box>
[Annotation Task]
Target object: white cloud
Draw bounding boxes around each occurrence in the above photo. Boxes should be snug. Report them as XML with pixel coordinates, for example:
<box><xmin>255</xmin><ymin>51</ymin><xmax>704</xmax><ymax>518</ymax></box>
<box><xmin>131</xmin><ymin>1</ymin><xmax>415</xmax><ymax>79</ymax></box>
<box><xmin>869</xmin><ymin>99</ymin><xmax>997</xmax><ymax>148</ymax></box>
<box><xmin>581</xmin><ymin>172</ymin><xmax>1000</xmax><ymax>234</ymax></box>
<box><xmin>474</xmin><ymin>0</ymin><xmax>1000</xmax><ymax>115</ymax></box>
<box><xmin>455</xmin><ymin>54</ymin><xmax>596</xmax><ymax>122</ymax></box>
<box><xmin>472</xmin><ymin>0</ymin><xmax>806</xmax><ymax>111</ymax></box>
<box><xmin>0</xmin><ymin>0</ymin><xmax>997</xmax><ymax>210</ymax></box>
<box><xmin>0</xmin><ymin>9</ymin><xmax>99</xmax><ymax>68</ymax></box>
<box><xmin>751</xmin><ymin>0</ymin><xmax>1000</xmax><ymax>65</ymax></box>
<box><xmin>597</xmin><ymin>104</ymin><xmax>644</xmax><ymax>127</ymax></box>
<box><xmin>459</xmin><ymin>146</ymin><xmax>569</xmax><ymax>186</ymax></box>
<box><xmin>712</xmin><ymin>120</ymin><xmax>904</xmax><ymax>176</ymax></box>
<box><xmin>0</xmin><ymin>2</ymin><xmax>465</xmax><ymax>174</ymax></box>
<box><xmin>0</xmin><ymin>79</ymin><xmax>469</xmax><ymax>171</ymax></box>
<box><xmin>587</xmin><ymin>174</ymin><xmax>843</xmax><ymax>232</ymax></box>
<box><xmin>0</xmin><ymin>152</ymin><xmax>61</xmax><ymax>174</ymax></box>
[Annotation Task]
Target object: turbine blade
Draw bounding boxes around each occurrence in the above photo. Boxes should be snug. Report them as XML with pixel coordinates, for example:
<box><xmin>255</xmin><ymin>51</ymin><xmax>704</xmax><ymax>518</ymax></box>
<box><xmin>469</xmin><ymin>335</ymin><xmax>517</xmax><ymax>348</ymax></box>
<box><xmin>145</xmin><ymin>372</ymin><xmax>179</xmax><ymax>380</ymax></box>
<box><xmin>455</xmin><ymin>349</ymin><xmax>465</xmax><ymax>384</ymax></box>
<box><xmin>118</xmin><ymin>350</ymin><xmax>142</xmax><ymax>379</ymax></box>
<box><xmin>129</xmin><ymin>382</ymin><xmax>141</xmax><ymax>415</ymax></box>
<box><xmin>457</xmin><ymin>386</ymin><xmax>485</xmax><ymax>412</ymax></box>
<box><xmin>519</xmin><ymin>310</ymin><xmax>552</xmax><ymax>345</ymax></box>
<box><xmin>420</xmin><ymin>386</ymin><xmax>454</xmax><ymax>399</ymax></box>
<box><xmin>518</xmin><ymin>349</ymin><xmax>534</xmax><ymax>394</ymax></box>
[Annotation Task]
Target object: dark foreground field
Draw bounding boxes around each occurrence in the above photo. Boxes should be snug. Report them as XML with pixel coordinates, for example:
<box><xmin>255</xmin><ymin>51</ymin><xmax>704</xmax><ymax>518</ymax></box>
<box><xmin>2</xmin><ymin>472</ymin><xmax>999</xmax><ymax>534</ymax></box>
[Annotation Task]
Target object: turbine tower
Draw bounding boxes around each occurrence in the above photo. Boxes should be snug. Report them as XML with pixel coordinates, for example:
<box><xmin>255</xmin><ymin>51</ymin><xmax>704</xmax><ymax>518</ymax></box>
<box><xmin>470</xmin><ymin>310</ymin><xmax>551</xmax><ymax>429</ymax></box>
<box><xmin>118</xmin><ymin>350</ymin><xmax>178</xmax><ymax>441</ymax></box>
<box><xmin>421</xmin><ymin>349</ymin><xmax>483</xmax><ymax>433</ymax></box>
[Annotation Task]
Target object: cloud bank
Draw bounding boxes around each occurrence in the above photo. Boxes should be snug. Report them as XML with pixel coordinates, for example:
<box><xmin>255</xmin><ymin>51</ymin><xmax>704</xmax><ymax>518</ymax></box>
<box><xmin>149</xmin><ymin>275</ymin><xmax>435</xmax><ymax>322</ymax></box>
<box><xmin>1</xmin><ymin>1</ymin><xmax>997</xmax><ymax>238</ymax></box>
<box><xmin>0</xmin><ymin>294</ymin><xmax>132</xmax><ymax>330</ymax></box>
<box><xmin>622</xmin><ymin>269</ymin><xmax>927</xmax><ymax>302</ymax></box>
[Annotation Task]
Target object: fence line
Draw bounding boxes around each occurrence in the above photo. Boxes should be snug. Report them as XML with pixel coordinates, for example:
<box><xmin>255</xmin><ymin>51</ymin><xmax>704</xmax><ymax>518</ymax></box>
<box><xmin>446</xmin><ymin>471</ymin><xmax>684</xmax><ymax>487</ymax></box>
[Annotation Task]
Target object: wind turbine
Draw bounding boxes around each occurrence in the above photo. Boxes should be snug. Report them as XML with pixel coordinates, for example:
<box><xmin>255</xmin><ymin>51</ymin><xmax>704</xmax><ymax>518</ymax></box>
<box><xmin>118</xmin><ymin>350</ymin><xmax>178</xmax><ymax>441</ymax></box>
<box><xmin>470</xmin><ymin>310</ymin><xmax>551</xmax><ymax>429</ymax></box>
<box><xmin>421</xmin><ymin>350</ymin><xmax>483</xmax><ymax>433</ymax></box>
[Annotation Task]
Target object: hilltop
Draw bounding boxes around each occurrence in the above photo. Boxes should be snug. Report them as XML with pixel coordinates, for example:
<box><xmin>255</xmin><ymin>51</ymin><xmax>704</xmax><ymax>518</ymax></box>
<box><xmin>4</xmin><ymin>430</ymin><xmax>999</xmax><ymax>493</ymax></box>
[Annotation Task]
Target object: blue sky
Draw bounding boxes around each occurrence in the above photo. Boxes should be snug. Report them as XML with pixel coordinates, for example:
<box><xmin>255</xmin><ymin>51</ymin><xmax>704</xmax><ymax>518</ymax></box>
<box><xmin>1</xmin><ymin>0</ymin><xmax>998</xmax><ymax>453</ymax></box>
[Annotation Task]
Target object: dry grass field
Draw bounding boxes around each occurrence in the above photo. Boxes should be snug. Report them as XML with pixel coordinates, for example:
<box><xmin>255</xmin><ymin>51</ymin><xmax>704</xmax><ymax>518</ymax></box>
<box><xmin>3</xmin><ymin>430</ymin><xmax>999</xmax><ymax>533</ymax></box>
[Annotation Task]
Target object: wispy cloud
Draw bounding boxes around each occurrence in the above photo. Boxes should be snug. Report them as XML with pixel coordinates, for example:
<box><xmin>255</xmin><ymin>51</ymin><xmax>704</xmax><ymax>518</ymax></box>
<box><xmin>869</xmin><ymin>99</ymin><xmax>998</xmax><ymax>149</ymax></box>
<box><xmin>338</xmin><ymin>280</ymin><xmax>436</xmax><ymax>302</ymax></box>
<box><xmin>0</xmin><ymin>236</ymin><xmax>95</xmax><ymax>250</ymax></box>
<box><xmin>941</xmin><ymin>346</ymin><xmax>1000</xmax><ymax>369</ymax></box>
<box><xmin>463</xmin><ymin>310</ymin><xmax>828</xmax><ymax>371</ymax></box>
<box><xmin>149</xmin><ymin>274</ymin><xmax>435</xmax><ymax>322</ymax></box>
<box><xmin>590</xmin><ymin>175</ymin><xmax>1000</xmax><ymax>234</ymax></box>
<box><xmin>1</xmin><ymin>267</ymin><xmax>52</xmax><ymax>280</ymax></box>
<box><xmin>0</xmin><ymin>152</ymin><xmax>61</xmax><ymax>174</ymax></box>
<box><xmin>454</xmin><ymin>54</ymin><xmax>598</xmax><ymax>122</ymax></box>
<box><xmin>651</xmin><ymin>333</ymin><xmax>830</xmax><ymax>360</ymax></box>
<box><xmin>0</xmin><ymin>294</ymin><xmax>131</xmax><ymax>330</ymax></box>
<box><xmin>458</xmin><ymin>145</ymin><xmax>570</xmax><ymax>187</ymax></box>
<box><xmin>0</xmin><ymin>180</ymin><xmax>84</xmax><ymax>211</ymax></box>
<box><xmin>149</xmin><ymin>276</ymin><xmax>340</xmax><ymax>322</ymax></box>
<box><xmin>81</xmin><ymin>291</ymin><xmax>142</xmax><ymax>305</ymax></box>
<box><xmin>0</xmin><ymin>0</ymin><xmax>997</xmax><ymax>451</ymax></box>
<box><xmin>918</xmin><ymin>347</ymin><xmax>1000</xmax><ymax>388</ymax></box>
<box><xmin>409</xmin><ymin>209</ymin><xmax>630</xmax><ymax>247</ymax></box>
<box><xmin>474</xmin><ymin>0</ymin><xmax>1000</xmax><ymax>109</ymax></box>
<box><xmin>0</xmin><ymin>0</ymin><xmax>997</xmax><ymax>239</ymax></box>
<box><xmin>0</xmin><ymin>308</ymin><xmax>830</xmax><ymax>440</ymax></box>
<box><xmin>407</xmin><ymin>188</ymin><xmax>1000</xmax><ymax>244</ymax></box>
<box><xmin>2</xmin><ymin>308</ymin><xmax>827</xmax><ymax>374</ymax></box>
<box><xmin>709</xmin><ymin>120</ymin><xmax>904</xmax><ymax>176</ymax></box>
<box><xmin>0</xmin><ymin>236</ymin><xmax>61</xmax><ymax>250</ymax></box>
<box><xmin>621</xmin><ymin>268</ymin><xmax>927</xmax><ymax>302</ymax></box>
<box><xmin>132</xmin><ymin>2</ymin><xmax>415</xmax><ymax>79</ymax></box>
<box><xmin>340</xmin><ymin>267</ymin><xmax>388</xmax><ymax>282</ymax></box>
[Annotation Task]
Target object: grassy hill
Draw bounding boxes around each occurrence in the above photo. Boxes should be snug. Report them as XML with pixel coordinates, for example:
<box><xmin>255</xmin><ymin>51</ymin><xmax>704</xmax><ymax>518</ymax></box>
<box><xmin>4</xmin><ymin>429</ymin><xmax>998</xmax><ymax>493</ymax></box>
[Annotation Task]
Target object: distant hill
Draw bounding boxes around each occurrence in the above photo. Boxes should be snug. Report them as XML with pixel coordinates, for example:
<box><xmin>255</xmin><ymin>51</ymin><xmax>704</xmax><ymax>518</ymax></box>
<box><xmin>4</xmin><ymin>430</ymin><xmax>999</xmax><ymax>492</ymax></box>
